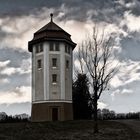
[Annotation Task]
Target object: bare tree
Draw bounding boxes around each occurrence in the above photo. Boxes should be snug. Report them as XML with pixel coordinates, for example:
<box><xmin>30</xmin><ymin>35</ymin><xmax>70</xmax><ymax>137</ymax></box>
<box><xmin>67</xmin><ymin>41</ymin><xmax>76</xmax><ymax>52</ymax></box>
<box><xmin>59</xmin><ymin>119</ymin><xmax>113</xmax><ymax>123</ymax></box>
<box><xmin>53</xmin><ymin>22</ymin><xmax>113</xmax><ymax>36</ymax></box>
<box><xmin>77</xmin><ymin>27</ymin><xmax>117</xmax><ymax>133</ymax></box>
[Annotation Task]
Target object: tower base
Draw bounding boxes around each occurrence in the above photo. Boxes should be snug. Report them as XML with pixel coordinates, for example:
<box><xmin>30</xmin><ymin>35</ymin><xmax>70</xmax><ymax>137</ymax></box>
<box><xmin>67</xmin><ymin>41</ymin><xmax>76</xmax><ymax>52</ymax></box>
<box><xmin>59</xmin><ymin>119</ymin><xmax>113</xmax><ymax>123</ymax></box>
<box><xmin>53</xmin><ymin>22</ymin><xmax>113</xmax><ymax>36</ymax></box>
<box><xmin>31</xmin><ymin>102</ymin><xmax>73</xmax><ymax>122</ymax></box>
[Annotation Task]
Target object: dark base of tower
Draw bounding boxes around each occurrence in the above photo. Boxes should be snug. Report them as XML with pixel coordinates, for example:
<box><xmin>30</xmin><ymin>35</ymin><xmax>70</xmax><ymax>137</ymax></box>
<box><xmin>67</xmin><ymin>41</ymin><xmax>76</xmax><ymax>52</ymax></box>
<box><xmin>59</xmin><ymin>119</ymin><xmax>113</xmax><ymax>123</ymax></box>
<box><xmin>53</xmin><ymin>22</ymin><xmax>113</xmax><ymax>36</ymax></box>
<box><xmin>31</xmin><ymin>102</ymin><xmax>73</xmax><ymax>122</ymax></box>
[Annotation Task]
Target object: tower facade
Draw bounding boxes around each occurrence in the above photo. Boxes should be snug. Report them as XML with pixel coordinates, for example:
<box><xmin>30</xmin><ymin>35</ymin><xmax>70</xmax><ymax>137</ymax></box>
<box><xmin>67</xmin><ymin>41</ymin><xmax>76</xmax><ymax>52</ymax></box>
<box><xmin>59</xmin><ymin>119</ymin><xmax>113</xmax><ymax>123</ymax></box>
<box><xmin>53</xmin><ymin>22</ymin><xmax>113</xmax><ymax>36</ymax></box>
<box><xmin>28</xmin><ymin>15</ymin><xmax>76</xmax><ymax>122</ymax></box>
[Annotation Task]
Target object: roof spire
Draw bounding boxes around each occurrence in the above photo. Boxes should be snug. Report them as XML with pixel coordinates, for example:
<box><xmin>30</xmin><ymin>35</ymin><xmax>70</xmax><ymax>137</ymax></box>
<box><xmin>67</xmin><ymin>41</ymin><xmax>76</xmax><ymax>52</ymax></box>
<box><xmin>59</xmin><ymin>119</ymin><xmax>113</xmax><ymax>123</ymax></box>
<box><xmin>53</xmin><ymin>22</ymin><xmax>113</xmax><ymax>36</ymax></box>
<box><xmin>50</xmin><ymin>13</ymin><xmax>53</xmax><ymax>22</ymax></box>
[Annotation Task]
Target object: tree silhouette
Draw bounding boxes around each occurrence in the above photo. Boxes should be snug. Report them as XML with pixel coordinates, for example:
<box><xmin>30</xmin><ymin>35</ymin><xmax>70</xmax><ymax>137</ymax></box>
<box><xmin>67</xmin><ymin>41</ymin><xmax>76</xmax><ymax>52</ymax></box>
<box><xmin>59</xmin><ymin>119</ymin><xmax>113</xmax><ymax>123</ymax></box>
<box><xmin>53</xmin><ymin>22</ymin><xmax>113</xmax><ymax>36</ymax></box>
<box><xmin>73</xmin><ymin>73</ymin><xmax>92</xmax><ymax>120</ymax></box>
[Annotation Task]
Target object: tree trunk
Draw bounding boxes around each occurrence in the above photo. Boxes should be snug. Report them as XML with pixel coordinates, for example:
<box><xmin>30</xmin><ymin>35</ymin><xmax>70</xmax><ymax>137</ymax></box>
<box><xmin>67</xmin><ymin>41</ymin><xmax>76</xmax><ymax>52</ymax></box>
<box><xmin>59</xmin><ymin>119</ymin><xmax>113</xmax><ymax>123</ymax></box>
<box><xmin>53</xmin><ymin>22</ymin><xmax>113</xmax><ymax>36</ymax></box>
<box><xmin>94</xmin><ymin>91</ymin><xmax>98</xmax><ymax>133</ymax></box>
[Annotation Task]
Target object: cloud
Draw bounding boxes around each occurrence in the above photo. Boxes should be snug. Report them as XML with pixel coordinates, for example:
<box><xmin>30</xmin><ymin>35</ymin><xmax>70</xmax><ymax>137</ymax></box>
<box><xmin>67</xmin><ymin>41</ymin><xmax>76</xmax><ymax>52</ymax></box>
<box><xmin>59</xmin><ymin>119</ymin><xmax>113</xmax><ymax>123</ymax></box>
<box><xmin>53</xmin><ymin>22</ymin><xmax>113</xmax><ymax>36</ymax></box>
<box><xmin>121</xmin><ymin>89</ymin><xmax>133</xmax><ymax>94</ymax></box>
<box><xmin>0</xmin><ymin>86</ymin><xmax>31</xmax><ymax>104</ymax></box>
<box><xmin>0</xmin><ymin>8</ymin><xmax>97</xmax><ymax>52</ymax></box>
<box><xmin>110</xmin><ymin>60</ymin><xmax>140</xmax><ymax>88</ymax></box>
<box><xmin>0</xmin><ymin>60</ymin><xmax>10</xmax><ymax>68</ymax></box>
<box><xmin>121</xmin><ymin>11</ymin><xmax>140</xmax><ymax>32</ymax></box>
<box><xmin>1</xmin><ymin>67</ymin><xmax>17</xmax><ymax>76</ymax></box>
<box><xmin>118</xmin><ymin>34</ymin><xmax>140</xmax><ymax>61</ymax></box>
<box><xmin>0</xmin><ymin>48</ymin><xmax>30</xmax><ymax>67</ymax></box>
<box><xmin>0</xmin><ymin>60</ymin><xmax>11</xmax><ymax>84</ymax></box>
<box><xmin>0</xmin><ymin>57</ymin><xmax>31</xmax><ymax>96</ymax></box>
<box><xmin>98</xmin><ymin>101</ymin><xmax>108</xmax><ymax>109</ymax></box>
<box><xmin>0</xmin><ymin>78</ymin><xmax>9</xmax><ymax>84</ymax></box>
<box><xmin>125</xmin><ymin>1</ymin><xmax>136</xmax><ymax>8</ymax></box>
<box><xmin>0</xmin><ymin>0</ymin><xmax>60</xmax><ymax>17</ymax></box>
<box><xmin>0</xmin><ymin>0</ymin><xmax>134</xmax><ymax>52</ymax></box>
<box><xmin>117</xmin><ymin>0</ymin><xmax>136</xmax><ymax>8</ymax></box>
<box><xmin>0</xmin><ymin>8</ymin><xmax>54</xmax><ymax>51</ymax></box>
<box><xmin>0</xmin><ymin>59</ymin><xmax>31</xmax><ymax>76</ymax></box>
<box><xmin>111</xmin><ymin>88</ymin><xmax>133</xmax><ymax>97</ymax></box>
<box><xmin>110</xmin><ymin>88</ymin><xmax>133</xmax><ymax>103</ymax></box>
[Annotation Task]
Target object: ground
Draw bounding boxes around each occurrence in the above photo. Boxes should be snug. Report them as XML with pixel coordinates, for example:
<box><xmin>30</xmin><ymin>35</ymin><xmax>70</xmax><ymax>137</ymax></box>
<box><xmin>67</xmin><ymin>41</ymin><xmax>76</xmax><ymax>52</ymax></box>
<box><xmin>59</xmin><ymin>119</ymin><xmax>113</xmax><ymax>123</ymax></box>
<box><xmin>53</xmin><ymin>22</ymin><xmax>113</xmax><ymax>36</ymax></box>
<box><xmin>0</xmin><ymin>120</ymin><xmax>139</xmax><ymax>140</ymax></box>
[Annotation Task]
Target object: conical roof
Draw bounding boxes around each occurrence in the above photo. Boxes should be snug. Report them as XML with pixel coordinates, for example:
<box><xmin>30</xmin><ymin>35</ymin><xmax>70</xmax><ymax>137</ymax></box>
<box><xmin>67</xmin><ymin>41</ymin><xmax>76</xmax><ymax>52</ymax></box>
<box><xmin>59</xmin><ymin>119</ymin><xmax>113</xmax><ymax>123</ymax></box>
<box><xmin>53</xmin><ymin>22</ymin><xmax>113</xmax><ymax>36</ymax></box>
<box><xmin>35</xmin><ymin>21</ymin><xmax>70</xmax><ymax>35</ymax></box>
<box><xmin>28</xmin><ymin>15</ymin><xmax>76</xmax><ymax>52</ymax></box>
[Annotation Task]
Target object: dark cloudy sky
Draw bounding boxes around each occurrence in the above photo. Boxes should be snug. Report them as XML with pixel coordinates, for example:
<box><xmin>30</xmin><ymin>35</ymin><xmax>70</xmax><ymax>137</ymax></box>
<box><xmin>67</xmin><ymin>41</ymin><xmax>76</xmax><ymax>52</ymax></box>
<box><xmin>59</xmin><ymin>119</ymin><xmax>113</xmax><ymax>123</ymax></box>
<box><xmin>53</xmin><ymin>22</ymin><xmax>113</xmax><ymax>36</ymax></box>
<box><xmin>0</xmin><ymin>0</ymin><xmax>140</xmax><ymax>115</ymax></box>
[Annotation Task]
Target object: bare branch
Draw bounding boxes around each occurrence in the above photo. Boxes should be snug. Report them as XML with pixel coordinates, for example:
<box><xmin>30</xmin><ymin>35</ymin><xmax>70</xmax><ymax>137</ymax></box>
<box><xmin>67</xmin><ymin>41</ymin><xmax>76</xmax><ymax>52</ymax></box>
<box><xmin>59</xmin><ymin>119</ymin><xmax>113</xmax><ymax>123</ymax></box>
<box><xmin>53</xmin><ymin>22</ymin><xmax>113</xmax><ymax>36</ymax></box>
<box><xmin>77</xmin><ymin>26</ymin><xmax>117</xmax><ymax>100</ymax></box>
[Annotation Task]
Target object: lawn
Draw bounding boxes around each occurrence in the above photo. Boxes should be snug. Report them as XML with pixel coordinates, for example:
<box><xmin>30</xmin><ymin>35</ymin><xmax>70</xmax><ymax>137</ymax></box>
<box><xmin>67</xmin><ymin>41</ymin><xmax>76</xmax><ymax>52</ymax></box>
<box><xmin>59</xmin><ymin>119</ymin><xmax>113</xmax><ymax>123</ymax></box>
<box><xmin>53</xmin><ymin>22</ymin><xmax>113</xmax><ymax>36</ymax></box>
<box><xmin>0</xmin><ymin>120</ymin><xmax>139</xmax><ymax>140</ymax></box>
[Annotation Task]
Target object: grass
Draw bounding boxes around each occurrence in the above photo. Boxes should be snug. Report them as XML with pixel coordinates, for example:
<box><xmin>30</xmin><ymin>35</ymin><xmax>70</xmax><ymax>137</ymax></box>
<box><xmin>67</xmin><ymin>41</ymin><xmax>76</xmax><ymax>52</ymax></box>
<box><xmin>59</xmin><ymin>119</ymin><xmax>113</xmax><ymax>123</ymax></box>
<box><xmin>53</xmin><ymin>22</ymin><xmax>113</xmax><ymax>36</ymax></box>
<box><xmin>0</xmin><ymin>120</ymin><xmax>139</xmax><ymax>140</ymax></box>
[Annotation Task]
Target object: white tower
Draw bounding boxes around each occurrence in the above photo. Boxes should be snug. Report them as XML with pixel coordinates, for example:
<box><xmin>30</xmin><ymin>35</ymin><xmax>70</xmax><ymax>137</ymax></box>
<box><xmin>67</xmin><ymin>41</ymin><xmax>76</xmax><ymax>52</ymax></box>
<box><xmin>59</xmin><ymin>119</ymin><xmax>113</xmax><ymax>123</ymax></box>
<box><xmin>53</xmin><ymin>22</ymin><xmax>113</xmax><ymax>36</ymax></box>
<box><xmin>28</xmin><ymin>14</ymin><xmax>76</xmax><ymax>121</ymax></box>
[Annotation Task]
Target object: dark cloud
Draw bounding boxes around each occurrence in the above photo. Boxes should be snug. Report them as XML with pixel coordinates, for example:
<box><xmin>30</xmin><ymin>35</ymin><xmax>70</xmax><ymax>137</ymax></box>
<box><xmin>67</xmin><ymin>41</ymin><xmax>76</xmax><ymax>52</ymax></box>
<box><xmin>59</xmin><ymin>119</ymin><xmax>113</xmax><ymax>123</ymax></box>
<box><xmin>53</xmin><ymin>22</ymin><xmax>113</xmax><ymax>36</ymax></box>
<box><xmin>127</xmin><ymin>0</ymin><xmax>140</xmax><ymax>16</ymax></box>
<box><xmin>56</xmin><ymin>0</ymin><xmax>124</xmax><ymax>23</ymax></box>
<box><xmin>0</xmin><ymin>0</ymin><xmax>61</xmax><ymax>17</ymax></box>
<box><xmin>0</xmin><ymin>0</ymin><xmax>139</xmax><ymax>30</ymax></box>
<box><xmin>0</xmin><ymin>0</ymin><xmax>137</xmax><ymax>23</ymax></box>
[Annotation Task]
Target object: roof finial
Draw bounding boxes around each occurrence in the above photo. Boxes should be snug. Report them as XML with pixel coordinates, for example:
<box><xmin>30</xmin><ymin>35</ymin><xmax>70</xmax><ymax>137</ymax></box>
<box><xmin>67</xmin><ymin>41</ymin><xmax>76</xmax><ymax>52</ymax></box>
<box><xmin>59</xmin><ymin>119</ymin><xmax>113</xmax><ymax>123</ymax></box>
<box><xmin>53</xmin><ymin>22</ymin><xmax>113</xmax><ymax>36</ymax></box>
<box><xmin>50</xmin><ymin>13</ymin><xmax>53</xmax><ymax>22</ymax></box>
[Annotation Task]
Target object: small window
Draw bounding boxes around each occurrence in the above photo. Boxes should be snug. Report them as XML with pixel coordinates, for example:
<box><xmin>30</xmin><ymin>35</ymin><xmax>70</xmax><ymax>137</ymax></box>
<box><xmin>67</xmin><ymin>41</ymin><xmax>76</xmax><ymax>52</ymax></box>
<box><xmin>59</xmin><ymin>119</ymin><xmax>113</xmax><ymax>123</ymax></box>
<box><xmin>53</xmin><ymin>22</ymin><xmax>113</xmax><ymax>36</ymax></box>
<box><xmin>40</xmin><ymin>44</ymin><xmax>43</xmax><ymax>52</ymax></box>
<box><xmin>65</xmin><ymin>45</ymin><xmax>70</xmax><ymax>54</ymax></box>
<box><xmin>50</xmin><ymin>42</ymin><xmax>60</xmax><ymax>51</ymax></box>
<box><xmin>37</xmin><ymin>59</ymin><xmax>42</xmax><ymax>69</ymax></box>
<box><xmin>52</xmin><ymin>74</ymin><xmax>57</xmax><ymax>83</ymax></box>
<box><xmin>52</xmin><ymin>58</ymin><xmax>57</xmax><ymax>67</ymax></box>
<box><xmin>36</xmin><ymin>44</ymin><xmax>43</xmax><ymax>53</ymax></box>
<box><xmin>68</xmin><ymin>47</ymin><xmax>70</xmax><ymax>54</ymax></box>
<box><xmin>66</xmin><ymin>60</ymin><xmax>69</xmax><ymax>69</ymax></box>
<box><xmin>55</xmin><ymin>42</ymin><xmax>59</xmax><ymax>51</ymax></box>
<box><xmin>36</xmin><ymin>45</ymin><xmax>39</xmax><ymax>53</ymax></box>
<box><xmin>65</xmin><ymin>45</ymin><xmax>67</xmax><ymax>53</ymax></box>
<box><xmin>50</xmin><ymin>42</ymin><xmax>54</xmax><ymax>51</ymax></box>
<box><xmin>52</xmin><ymin>92</ymin><xmax>57</xmax><ymax>94</ymax></box>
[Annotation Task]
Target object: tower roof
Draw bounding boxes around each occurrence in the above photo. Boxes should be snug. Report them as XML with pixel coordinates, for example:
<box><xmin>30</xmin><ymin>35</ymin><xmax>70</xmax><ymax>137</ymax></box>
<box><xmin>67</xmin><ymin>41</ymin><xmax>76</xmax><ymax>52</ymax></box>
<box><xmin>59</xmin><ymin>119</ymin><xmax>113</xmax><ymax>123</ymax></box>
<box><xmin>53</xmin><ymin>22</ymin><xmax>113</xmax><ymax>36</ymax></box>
<box><xmin>35</xmin><ymin>21</ymin><xmax>70</xmax><ymax>35</ymax></box>
<box><xmin>28</xmin><ymin>14</ymin><xmax>76</xmax><ymax>52</ymax></box>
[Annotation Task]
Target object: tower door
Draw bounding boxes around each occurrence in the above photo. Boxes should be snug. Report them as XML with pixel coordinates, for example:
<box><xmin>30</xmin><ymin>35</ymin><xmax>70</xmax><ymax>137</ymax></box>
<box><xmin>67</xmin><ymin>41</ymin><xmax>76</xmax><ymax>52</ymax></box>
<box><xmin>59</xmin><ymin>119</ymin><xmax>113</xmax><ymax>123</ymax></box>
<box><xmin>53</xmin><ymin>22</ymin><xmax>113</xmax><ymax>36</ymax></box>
<box><xmin>52</xmin><ymin>108</ymin><xmax>58</xmax><ymax>121</ymax></box>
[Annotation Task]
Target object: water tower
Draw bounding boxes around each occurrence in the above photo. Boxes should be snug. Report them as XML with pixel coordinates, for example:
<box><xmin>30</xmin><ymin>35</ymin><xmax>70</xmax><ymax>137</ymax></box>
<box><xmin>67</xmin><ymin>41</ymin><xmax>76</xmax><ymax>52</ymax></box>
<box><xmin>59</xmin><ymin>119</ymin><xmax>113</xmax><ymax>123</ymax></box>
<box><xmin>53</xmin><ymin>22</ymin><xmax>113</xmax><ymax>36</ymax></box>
<box><xmin>28</xmin><ymin>14</ymin><xmax>76</xmax><ymax>121</ymax></box>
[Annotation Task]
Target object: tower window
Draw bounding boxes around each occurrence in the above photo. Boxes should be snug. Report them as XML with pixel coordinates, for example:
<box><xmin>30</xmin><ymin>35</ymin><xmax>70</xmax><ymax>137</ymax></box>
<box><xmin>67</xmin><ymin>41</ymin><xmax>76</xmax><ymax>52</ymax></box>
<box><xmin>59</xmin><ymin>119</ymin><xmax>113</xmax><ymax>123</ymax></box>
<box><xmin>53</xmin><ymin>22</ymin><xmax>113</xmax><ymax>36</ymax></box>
<box><xmin>52</xmin><ymin>74</ymin><xmax>57</xmax><ymax>83</ymax></box>
<box><xmin>50</xmin><ymin>42</ymin><xmax>54</xmax><ymax>51</ymax></box>
<box><xmin>49</xmin><ymin>42</ymin><xmax>59</xmax><ymax>51</ymax></box>
<box><xmin>65</xmin><ymin>45</ymin><xmax>67</xmax><ymax>53</ymax></box>
<box><xmin>55</xmin><ymin>42</ymin><xmax>59</xmax><ymax>51</ymax></box>
<box><xmin>66</xmin><ymin>60</ymin><xmax>69</xmax><ymax>69</ymax></box>
<box><xmin>68</xmin><ymin>47</ymin><xmax>70</xmax><ymax>54</ymax></box>
<box><xmin>52</xmin><ymin>58</ymin><xmax>57</xmax><ymax>67</ymax></box>
<box><xmin>36</xmin><ymin>45</ymin><xmax>39</xmax><ymax>53</ymax></box>
<box><xmin>40</xmin><ymin>44</ymin><xmax>43</xmax><ymax>52</ymax></box>
<box><xmin>52</xmin><ymin>92</ymin><xmax>57</xmax><ymax>94</ymax></box>
<box><xmin>37</xmin><ymin>59</ymin><xmax>42</xmax><ymax>69</ymax></box>
<box><xmin>65</xmin><ymin>45</ymin><xmax>70</xmax><ymax>54</ymax></box>
<box><xmin>36</xmin><ymin>44</ymin><xmax>43</xmax><ymax>53</ymax></box>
